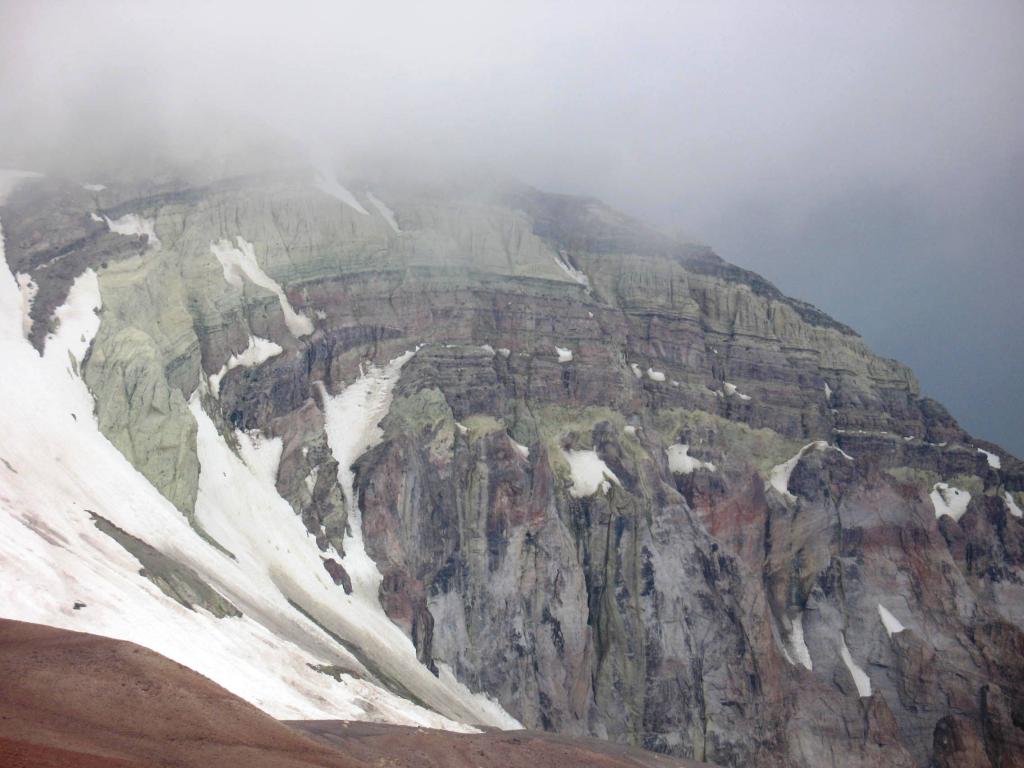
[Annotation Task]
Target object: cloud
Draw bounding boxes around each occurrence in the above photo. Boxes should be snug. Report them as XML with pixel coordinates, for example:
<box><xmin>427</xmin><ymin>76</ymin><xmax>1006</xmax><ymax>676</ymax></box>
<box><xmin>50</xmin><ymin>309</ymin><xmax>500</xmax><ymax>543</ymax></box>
<box><xmin>1</xmin><ymin>0</ymin><xmax>1022</xmax><ymax>451</ymax></box>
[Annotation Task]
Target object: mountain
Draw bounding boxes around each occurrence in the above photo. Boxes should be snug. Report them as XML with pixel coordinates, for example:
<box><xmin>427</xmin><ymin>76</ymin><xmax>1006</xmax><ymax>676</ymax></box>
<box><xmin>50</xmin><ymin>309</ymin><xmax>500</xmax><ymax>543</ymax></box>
<box><xmin>0</xmin><ymin>166</ymin><xmax>1021</xmax><ymax>767</ymax></box>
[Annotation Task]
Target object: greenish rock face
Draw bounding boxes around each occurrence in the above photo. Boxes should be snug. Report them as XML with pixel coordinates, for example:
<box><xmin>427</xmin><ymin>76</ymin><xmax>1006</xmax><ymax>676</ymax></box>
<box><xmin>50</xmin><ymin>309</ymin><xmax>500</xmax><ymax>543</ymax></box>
<box><xmin>85</xmin><ymin>322</ymin><xmax>200</xmax><ymax>516</ymax></box>
<box><xmin>89</xmin><ymin>512</ymin><xmax>240</xmax><ymax>618</ymax></box>
<box><xmin>6</xmin><ymin>170</ymin><xmax>1023</xmax><ymax>768</ymax></box>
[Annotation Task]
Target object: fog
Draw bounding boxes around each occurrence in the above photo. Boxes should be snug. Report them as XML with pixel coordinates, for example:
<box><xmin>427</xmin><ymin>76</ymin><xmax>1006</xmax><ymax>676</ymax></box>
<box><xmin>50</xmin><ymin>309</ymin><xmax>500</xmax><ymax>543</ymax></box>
<box><xmin>2</xmin><ymin>0</ymin><xmax>1022</xmax><ymax>453</ymax></box>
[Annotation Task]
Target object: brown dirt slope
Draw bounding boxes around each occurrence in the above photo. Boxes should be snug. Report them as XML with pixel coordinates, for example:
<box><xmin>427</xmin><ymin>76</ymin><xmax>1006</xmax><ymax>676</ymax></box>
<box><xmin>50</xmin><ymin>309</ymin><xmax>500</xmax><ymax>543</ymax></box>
<box><xmin>291</xmin><ymin>720</ymin><xmax>704</xmax><ymax>768</ymax></box>
<box><xmin>0</xmin><ymin>619</ymin><xmax>709</xmax><ymax>768</ymax></box>
<box><xmin>0</xmin><ymin>618</ymin><xmax>357</xmax><ymax>768</ymax></box>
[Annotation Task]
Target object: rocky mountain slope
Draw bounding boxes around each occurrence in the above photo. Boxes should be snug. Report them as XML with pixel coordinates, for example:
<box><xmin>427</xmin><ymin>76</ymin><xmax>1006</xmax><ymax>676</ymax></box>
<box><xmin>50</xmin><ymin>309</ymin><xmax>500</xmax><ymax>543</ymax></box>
<box><xmin>1</xmin><ymin>166</ymin><xmax>1022</xmax><ymax>767</ymax></box>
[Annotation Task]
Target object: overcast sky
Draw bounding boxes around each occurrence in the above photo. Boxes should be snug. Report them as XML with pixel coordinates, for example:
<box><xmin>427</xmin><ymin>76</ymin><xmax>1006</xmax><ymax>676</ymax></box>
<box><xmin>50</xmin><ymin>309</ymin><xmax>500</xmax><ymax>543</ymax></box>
<box><xmin>2</xmin><ymin>0</ymin><xmax>1022</xmax><ymax>453</ymax></box>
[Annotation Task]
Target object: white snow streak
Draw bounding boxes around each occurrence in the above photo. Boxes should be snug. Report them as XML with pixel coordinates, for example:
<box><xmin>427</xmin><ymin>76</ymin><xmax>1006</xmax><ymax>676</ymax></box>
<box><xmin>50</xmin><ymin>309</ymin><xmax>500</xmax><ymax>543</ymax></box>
<box><xmin>839</xmin><ymin>636</ymin><xmax>872</xmax><ymax>697</ymax></box>
<box><xmin>209</xmin><ymin>336</ymin><xmax>283</xmax><ymax>397</ymax></box>
<box><xmin>877</xmin><ymin>604</ymin><xmax>906</xmax><ymax>637</ymax></box>
<box><xmin>978</xmin><ymin>448</ymin><xmax>1001</xmax><ymax>469</ymax></box>
<box><xmin>724</xmin><ymin>382</ymin><xmax>751</xmax><ymax>401</ymax></box>
<box><xmin>103</xmin><ymin>213</ymin><xmax>161</xmax><ymax>249</ymax></box>
<box><xmin>552</xmin><ymin>254</ymin><xmax>590</xmax><ymax>288</ymax></box>
<box><xmin>646</xmin><ymin>368</ymin><xmax>666</xmax><ymax>382</ymax></box>
<box><xmin>321</xmin><ymin>354</ymin><xmax>414</xmax><ymax>598</ymax></box>
<box><xmin>210</xmin><ymin>237</ymin><xmax>314</xmax><ymax>337</ymax></box>
<box><xmin>366</xmin><ymin>191</ymin><xmax>400</xmax><ymax>232</ymax></box>
<box><xmin>1003</xmin><ymin>491</ymin><xmax>1022</xmax><ymax>519</ymax></box>
<box><xmin>630</xmin><ymin>362</ymin><xmax>642</xmax><ymax>379</ymax></box>
<box><xmin>769</xmin><ymin>441</ymin><xmax>827</xmax><ymax>501</ymax></box>
<box><xmin>786</xmin><ymin>613</ymin><xmax>813</xmax><ymax>671</ymax></box>
<box><xmin>510</xmin><ymin>438</ymin><xmax>530</xmax><ymax>460</ymax></box>
<box><xmin>555</xmin><ymin>346</ymin><xmax>573</xmax><ymax>363</ymax></box>
<box><xmin>82</xmin><ymin>183</ymin><xmax>106</xmax><ymax>192</ymax></box>
<box><xmin>315</xmin><ymin>172</ymin><xmax>369</xmax><ymax>215</ymax></box>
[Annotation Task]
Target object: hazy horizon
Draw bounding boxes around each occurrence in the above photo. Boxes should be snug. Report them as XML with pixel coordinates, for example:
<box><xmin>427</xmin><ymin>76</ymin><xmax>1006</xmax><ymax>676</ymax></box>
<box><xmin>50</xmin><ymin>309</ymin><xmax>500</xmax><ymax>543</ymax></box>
<box><xmin>2</xmin><ymin>0</ymin><xmax>1021</xmax><ymax>453</ymax></box>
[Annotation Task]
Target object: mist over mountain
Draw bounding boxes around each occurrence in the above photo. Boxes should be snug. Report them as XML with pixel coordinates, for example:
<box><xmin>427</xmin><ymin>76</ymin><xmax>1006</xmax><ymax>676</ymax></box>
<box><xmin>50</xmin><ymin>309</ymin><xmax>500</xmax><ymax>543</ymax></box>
<box><xmin>2</xmin><ymin>1</ymin><xmax>1021</xmax><ymax>453</ymax></box>
<box><xmin>2</xmin><ymin>3</ymin><xmax>1023</xmax><ymax>767</ymax></box>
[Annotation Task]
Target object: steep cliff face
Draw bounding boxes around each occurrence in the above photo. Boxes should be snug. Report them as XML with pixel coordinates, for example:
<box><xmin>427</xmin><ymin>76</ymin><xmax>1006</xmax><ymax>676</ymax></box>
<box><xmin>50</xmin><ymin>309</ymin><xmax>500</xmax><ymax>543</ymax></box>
<box><xmin>2</xmin><ymin>168</ymin><xmax>1022</xmax><ymax>767</ymax></box>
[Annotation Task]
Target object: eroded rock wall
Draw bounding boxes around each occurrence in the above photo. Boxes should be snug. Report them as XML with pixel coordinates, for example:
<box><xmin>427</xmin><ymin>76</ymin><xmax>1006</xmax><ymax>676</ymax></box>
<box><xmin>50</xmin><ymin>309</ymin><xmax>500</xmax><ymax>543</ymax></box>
<box><xmin>4</xmin><ymin>170</ymin><xmax>1023</xmax><ymax>767</ymax></box>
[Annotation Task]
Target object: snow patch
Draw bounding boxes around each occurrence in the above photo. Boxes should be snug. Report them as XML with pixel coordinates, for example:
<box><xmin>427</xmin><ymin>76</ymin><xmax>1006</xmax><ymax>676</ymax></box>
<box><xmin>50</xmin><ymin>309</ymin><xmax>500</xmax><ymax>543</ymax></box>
<box><xmin>646</xmin><ymin>368</ymin><xmax>666</xmax><ymax>382</ymax></box>
<box><xmin>45</xmin><ymin>270</ymin><xmax>102</xmax><ymax>372</ymax></box>
<box><xmin>786</xmin><ymin>613</ymin><xmax>813</xmax><ymax>670</ymax></box>
<box><xmin>629</xmin><ymin>363</ymin><xmax>642</xmax><ymax>378</ymax></box>
<box><xmin>562</xmin><ymin>449</ymin><xmax>620</xmax><ymax>498</ymax></box>
<box><xmin>497</xmin><ymin>347</ymin><xmax>511</xmax><ymax>358</ymax></box>
<box><xmin>480</xmin><ymin>344</ymin><xmax>495</xmax><ymax>356</ymax></box>
<box><xmin>209</xmin><ymin>336</ymin><xmax>283</xmax><ymax>397</ymax></box>
<box><xmin>366</xmin><ymin>191</ymin><xmax>399</xmax><ymax>231</ymax></box>
<box><xmin>978</xmin><ymin>448</ymin><xmax>1001</xmax><ymax>469</ymax></box>
<box><xmin>315</xmin><ymin>172</ymin><xmax>369</xmax><ymax>215</ymax></box>
<box><xmin>82</xmin><ymin>183</ymin><xmax>106</xmax><ymax>192</ymax></box>
<box><xmin>724</xmin><ymin>382</ymin><xmax>751</xmax><ymax>401</ymax></box>
<box><xmin>839</xmin><ymin>637</ymin><xmax>872</xmax><ymax>697</ymax></box>
<box><xmin>210</xmin><ymin>237</ymin><xmax>313</xmax><ymax>337</ymax></box>
<box><xmin>877</xmin><ymin>604</ymin><xmax>906</xmax><ymax>637</ymax></box>
<box><xmin>930</xmin><ymin>483</ymin><xmax>971</xmax><ymax>522</ymax></box>
<box><xmin>667</xmin><ymin>444</ymin><xmax>716</xmax><ymax>474</ymax></box>
<box><xmin>321</xmin><ymin>353</ymin><xmax>415</xmax><ymax>599</ymax></box>
<box><xmin>834</xmin><ymin>445</ymin><xmax>855</xmax><ymax>461</ymax></box>
<box><xmin>103</xmin><ymin>213</ymin><xmax>161</xmax><ymax>249</ymax></box>
<box><xmin>455</xmin><ymin>422</ymin><xmax>469</xmax><ymax>436</ymax></box>
<box><xmin>510</xmin><ymin>438</ymin><xmax>530</xmax><ymax>460</ymax></box>
<box><xmin>623</xmin><ymin>425</ymin><xmax>638</xmax><ymax>437</ymax></box>
<box><xmin>1004</xmin><ymin>491</ymin><xmax>1023</xmax><ymax>519</ymax></box>
<box><xmin>769</xmin><ymin>441</ymin><xmax>827</xmax><ymax>501</ymax></box>
<box><xmin>555</xmin><ymin>346</ymin><xmax>573</xmax><ymax>363</ymax></box>
<box><xmin>552</xmin><ymin>254</ymin><xmax>590</xmax><ymax>288</ymax></box>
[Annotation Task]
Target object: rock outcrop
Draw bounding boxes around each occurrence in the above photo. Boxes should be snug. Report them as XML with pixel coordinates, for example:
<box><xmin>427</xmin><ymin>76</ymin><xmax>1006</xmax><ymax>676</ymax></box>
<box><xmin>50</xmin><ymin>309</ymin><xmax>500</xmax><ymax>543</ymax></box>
<box><xmin>3</xmin><ymin>169</ymin><xmax>1022</xmax><ymax>767</ymax></box>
